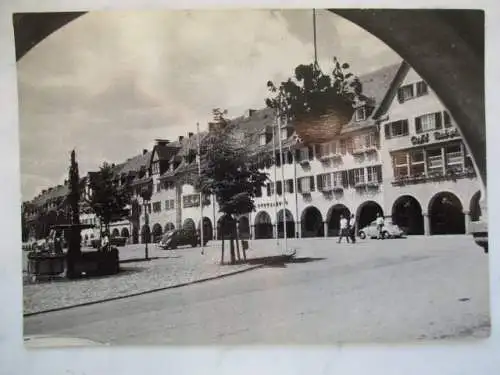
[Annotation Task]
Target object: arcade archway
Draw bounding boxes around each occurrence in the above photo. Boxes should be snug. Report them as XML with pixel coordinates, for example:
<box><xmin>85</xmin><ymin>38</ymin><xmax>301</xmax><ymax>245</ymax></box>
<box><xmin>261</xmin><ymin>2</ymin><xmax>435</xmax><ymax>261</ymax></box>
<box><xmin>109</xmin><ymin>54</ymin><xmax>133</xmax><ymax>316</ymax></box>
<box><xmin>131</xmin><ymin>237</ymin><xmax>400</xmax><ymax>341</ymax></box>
<box><xmin>391</xmin><ymin>195</ymin><xmax>424</xmax><ymax>235</ymax></box>
<box><xmin>141</xmin><ymin>224</ymin><xmax>150</xmax><ymax>244</ymax></box>
<box><xmin>428</xmin><ymin>192</ymin><xmax>465</xmax><ymax>235</ymax></box>
<box><xmin>470</xmin><ymin>191</ymin><xmax>482</xmax><ymax>222</ymax></box>
<box><xmin>120</xmin><ymin>227</ymin><xmax>130</xmax><ymax>238</ymax></box>
<box><xmin>326</xmin><ymin>204</ymin><xmax>350</xmax><ymax>237</ymax></box>
<box><xmin>183</xmin><ymin>218</ymin><xmax>196</xmax><ymax>232</ymax></box>
<box><xmin>277</xmin><ymin>209</ymin><xmax>295</xmax><ymax>238</ymax></box>
<box><xmin>238</xmin><ymin>216</ymin><xmax>251</xmax><ymax>239</ymax></box>
<box><xmin>254</xmin><ymin>211</ymin><xmax>273</xmax><ymax>239</ymax></box>
<box><xmin>357</xmin><ymin>201</ymin><xmax>384</xmax><ymax>230</ymax></box>
<box><xmin>111</xmin><ymin>228</ymin><xmax>120</xmax><ymax>237</ymax></box>
<box><xmin>198</xmin><ymin>217</ymin><xmax>213</xmax><ymax>241</ymax></box>
<box><xmin>164</xmin><ymin>222</ymin><xmax>175</xmax><ymax>232</ymax></box>
<box><xmin>301</xmin><ymin>206</ymin><xmax>323</xmax><ymax>238</ymax></box>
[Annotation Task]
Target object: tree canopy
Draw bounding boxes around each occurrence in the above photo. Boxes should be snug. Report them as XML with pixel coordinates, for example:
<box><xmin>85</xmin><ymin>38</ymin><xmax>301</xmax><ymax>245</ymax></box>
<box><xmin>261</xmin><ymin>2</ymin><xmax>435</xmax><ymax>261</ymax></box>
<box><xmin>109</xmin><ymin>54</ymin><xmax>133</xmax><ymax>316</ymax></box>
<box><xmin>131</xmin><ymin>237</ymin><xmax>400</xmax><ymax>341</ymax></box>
<box><xmin>265</xmin><ymin>58</ymin><xmax>367</xmax><ymax>121</ymax></box>
<box><xmin>87</xmin><ymin>162</ymin><xmax>131</xmax><ymax>228</ymax></box>
<box><xmin>198</xmin><ymin>110</ymin><xmax>268</xmax><ymax>217</ymax></box>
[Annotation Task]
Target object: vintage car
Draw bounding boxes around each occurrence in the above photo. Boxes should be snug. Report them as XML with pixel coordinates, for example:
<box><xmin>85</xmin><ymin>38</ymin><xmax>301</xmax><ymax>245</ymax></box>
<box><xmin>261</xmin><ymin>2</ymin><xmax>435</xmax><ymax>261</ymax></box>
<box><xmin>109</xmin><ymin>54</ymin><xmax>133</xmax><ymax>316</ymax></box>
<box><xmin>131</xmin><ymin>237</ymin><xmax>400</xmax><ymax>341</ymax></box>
<box><xmin>158</xmin><ymin>229</ymin><xmax>208</xmax><ymax>250</ymax></box>
<box><xmin>358</xmin><ymin>220</ymin><xmax>406</xmax><ymax>239</ymax></box>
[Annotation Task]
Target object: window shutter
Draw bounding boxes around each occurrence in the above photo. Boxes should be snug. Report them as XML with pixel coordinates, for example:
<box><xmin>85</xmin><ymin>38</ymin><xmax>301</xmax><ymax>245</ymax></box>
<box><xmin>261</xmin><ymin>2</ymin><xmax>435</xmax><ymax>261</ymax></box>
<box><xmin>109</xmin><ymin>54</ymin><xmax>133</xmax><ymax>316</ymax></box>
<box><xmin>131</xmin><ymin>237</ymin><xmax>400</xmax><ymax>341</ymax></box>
<box><xmin>308</xmin><ymin>146</ymin><xmax>314</xmax><ymax>160</ymax></box>
<box><xmin>266</xmin><ymin>183</ymin><xmax>271</xmax><ymax>196</ymax></box>
<box><xmin>317</xmin><ymin>175</ymin><xmax>323</xmax><ymax>191</ymax></box>
<box><xmin>342</xmin><ymin>171</ymin><xmax>349</xmax><ymax>188</ymax></box>
<box><xmin>310</xmin><ymin>176</ymin><xmax>315</xmax><ymax>191</ymax></box>
<box><xmin>348</xmin><ymin>170</ymin><xmax>355</xmax><ymax>187</ymax></box>
<box><xmin>403</xmin><ymin>120</ymin><xmax>409</xmax><ymax>136</ymax></box>
<box><xmin>276</xmin><ymin>181</ymin><xmax>282</xmax><ymax>195</ymax></box>
<box><xmin>295</xmin><ymin>149</ymin><xmax>301</xmax><ymax>161</ymax></box>
<box><xmin>384</xmin><ymin>124</ymin><xmax>391</xmax><ymax>139</ymax></box>
<box><xmin>435</xmin><ymin>112</ymin><xmax>443</xmax><ymax>130</ymax></box>
<box><xmin>376</xmin><ymin>165</ymin><xmax>383</xmax><ymax>183</ymax></box>
<box><xmin>287</xmin><ymin>179</ymin><xmax>294</xmax><ymax>193</ymax></box>
<box><xmin>275</xmin><ymin>153</ymin><xmax>281</xmax><ymax>167</ymax></box>
<box><xmin>415</xmin><ymin>117</ymin><xmax>422</xmax><ymax>133</ymax></box>
<box><xmin>298</xmin><ymin>178</ymin><xmax>303</xmax><ymax>193</ymax></box>
<box><xmin>443</xmin><ymin>111</ymin><xmax>451</xmax><ymax>128</ymax></box>
<box><xmin>397</xmin><ymin>88</ymin><xmax>404</xmax><ymax>103</ymax></box>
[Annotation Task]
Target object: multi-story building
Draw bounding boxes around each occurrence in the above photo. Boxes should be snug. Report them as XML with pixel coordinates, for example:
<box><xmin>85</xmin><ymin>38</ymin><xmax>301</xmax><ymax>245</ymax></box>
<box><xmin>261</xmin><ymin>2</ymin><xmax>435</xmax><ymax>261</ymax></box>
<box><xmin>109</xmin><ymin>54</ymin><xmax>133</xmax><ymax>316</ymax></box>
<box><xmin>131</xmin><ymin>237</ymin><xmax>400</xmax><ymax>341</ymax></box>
<box><xmin>23</xmin><ymin>60</ymin><xmax>482</xmax><ymax>245</ymax></box>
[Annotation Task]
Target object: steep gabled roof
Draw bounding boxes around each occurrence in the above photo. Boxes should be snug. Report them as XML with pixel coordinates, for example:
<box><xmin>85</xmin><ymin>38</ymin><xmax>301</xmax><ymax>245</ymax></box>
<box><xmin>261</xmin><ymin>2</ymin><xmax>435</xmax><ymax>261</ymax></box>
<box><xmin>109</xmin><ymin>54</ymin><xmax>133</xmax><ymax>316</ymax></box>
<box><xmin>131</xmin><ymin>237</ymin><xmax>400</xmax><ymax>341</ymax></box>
<box><xmin>119</xmin><ymin>151</ymin><xmax>152</xmax><ymax>176</ymax></box>
<box><xmin>340</xmin><ymin>61</ymin><xmax>404</xmax><ymax>134</ymax></box>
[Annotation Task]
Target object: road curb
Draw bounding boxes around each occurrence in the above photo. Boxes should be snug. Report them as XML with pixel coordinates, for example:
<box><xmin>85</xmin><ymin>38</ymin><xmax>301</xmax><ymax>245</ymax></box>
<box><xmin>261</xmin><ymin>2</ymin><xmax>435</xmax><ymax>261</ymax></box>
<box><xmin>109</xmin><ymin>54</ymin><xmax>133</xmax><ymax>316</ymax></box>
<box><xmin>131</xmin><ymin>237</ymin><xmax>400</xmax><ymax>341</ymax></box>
<box><xmin>24</xmin><ymin>263</ymin><xmax>264</xmax><ymax>317</ymax></box>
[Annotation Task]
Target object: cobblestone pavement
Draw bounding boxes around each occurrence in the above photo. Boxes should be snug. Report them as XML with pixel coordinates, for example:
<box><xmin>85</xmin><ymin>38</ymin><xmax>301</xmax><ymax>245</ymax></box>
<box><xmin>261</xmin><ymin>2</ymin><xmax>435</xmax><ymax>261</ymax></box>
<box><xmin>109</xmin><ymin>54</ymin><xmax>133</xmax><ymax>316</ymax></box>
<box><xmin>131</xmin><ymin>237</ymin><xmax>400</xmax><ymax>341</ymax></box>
<box><xmin>23</xmin><ymin>241</ymin><xmax>291</xmax><ymax>315</ymax></box>
<box><xmin>24</xmin><ymin>235</ymin><xmax>490</xmax><ymax>343</ymax></box>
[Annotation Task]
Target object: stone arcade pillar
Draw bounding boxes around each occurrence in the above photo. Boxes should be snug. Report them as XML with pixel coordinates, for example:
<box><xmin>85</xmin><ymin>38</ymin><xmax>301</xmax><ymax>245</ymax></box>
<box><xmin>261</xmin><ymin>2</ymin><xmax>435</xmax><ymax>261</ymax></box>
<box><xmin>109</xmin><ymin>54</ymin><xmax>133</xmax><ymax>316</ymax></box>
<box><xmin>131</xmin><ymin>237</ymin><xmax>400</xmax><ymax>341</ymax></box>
<box><xmin>423</xmin><ymin>213</ymin><xmax>431</xmax><ymax>236</ymax></box>
<box><xmin>297</xmin><ymin>221</ymin><xmax>302</xmax><ymax>238</ymax></box>
<box><xmin>250</xmin><ymin>225</ymin><xmax>255</xmax><ymax>240</ymax></box>
<box><xmin>324</xmin><ymin>221</ymin><xmax>328</xmax><ymax>238</ymax></box>
<box><xmin>463</xmin><ymin>211</ymin><xmax>471</xmax><ymax>234</ymax></box>
<box><xmin>273</xmin><ymin>223</ymin><xmax>277</xmax><ymax>239</ymax></box>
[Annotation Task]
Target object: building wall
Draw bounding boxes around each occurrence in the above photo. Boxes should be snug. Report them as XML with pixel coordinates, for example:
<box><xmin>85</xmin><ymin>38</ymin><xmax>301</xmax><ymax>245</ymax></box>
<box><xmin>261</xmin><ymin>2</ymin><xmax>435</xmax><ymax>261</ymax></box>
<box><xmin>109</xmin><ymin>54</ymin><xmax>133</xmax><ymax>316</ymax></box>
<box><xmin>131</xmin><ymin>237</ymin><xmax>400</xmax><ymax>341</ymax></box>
<box><xmin>379</xmin><ymin>67</ymin><xmax>481</xmax><ymax>234</ymax></box>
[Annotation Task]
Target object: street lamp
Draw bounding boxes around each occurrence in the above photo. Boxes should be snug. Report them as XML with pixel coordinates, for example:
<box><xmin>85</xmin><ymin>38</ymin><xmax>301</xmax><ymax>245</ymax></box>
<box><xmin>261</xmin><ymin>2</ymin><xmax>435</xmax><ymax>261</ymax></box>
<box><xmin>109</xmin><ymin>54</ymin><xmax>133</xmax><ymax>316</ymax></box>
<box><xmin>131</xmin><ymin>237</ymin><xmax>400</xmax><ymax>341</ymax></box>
<box><xmin>140</xmin><ymin>185</ymin><xmax>153</xmax><ymax>260</ymax></box>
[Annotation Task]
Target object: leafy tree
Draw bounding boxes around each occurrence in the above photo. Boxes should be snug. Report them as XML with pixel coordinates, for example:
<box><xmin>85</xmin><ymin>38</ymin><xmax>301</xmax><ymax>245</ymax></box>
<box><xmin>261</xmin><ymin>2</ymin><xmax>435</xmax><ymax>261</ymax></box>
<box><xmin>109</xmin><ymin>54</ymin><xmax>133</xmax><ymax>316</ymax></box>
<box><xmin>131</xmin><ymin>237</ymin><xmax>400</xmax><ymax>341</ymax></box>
<box><xmin>265</xmin><ymin>58</ymin><xmax>366</xmax><ymax>130</ymax></box>
<box><xmin>87</xmin><ymin>162</ymin><xmax>131</xmax><ymax>240</ymax></box>
<box><xmin>198</xmin><ymin>109</ymin><xmax>268</xmax><ymax>264</ymax></box>
<box><xmin>67</xmin><ymin>149</ymin><xmax>81</xmax><ymax>278</ymax></box>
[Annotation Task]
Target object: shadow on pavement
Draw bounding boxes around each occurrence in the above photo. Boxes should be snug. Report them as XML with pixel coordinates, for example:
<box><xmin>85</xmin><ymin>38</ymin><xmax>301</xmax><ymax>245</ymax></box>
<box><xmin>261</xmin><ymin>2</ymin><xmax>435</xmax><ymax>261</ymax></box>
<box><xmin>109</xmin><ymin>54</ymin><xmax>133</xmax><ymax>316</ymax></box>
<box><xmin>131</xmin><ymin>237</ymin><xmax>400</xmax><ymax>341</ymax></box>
<box><xmin>24</xmin><ymin>266</ymin><xmax>147</xmax><ymax>285</ymax></box>
<box><xmin>232</xmin><ymin>254</ymin><xmax>326</xmax><ymax>268</ymax></box>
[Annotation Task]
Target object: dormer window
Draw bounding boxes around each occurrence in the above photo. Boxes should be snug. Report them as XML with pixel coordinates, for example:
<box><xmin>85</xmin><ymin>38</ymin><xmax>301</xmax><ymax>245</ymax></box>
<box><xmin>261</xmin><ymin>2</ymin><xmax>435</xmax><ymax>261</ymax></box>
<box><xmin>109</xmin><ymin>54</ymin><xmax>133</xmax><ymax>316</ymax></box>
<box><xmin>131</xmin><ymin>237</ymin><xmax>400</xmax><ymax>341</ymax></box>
<box><xmin>397</xmin><ymin>84</ymin><xmax>415</xmax><ymax>103</ymax></box>
<box><xmin>152</xmin><ymin>161</ymin><xmax>160</xmax><ymax>175</ymax></box>
<box><xmin>354</xmin><ymin>106</ymin><xmax>367</xmax><ymax>122</ymax></box>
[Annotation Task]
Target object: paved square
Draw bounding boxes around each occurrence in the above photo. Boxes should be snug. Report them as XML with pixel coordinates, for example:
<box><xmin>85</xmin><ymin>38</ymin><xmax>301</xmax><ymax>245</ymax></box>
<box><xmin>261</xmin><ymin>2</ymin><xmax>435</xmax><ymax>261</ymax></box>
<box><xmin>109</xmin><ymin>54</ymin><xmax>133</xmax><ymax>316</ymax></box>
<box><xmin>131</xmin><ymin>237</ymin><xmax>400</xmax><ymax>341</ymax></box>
<box><xmin>24</xmin><ymin>235</ymin><xmax>489</xmax><ymax>345</ymax></box>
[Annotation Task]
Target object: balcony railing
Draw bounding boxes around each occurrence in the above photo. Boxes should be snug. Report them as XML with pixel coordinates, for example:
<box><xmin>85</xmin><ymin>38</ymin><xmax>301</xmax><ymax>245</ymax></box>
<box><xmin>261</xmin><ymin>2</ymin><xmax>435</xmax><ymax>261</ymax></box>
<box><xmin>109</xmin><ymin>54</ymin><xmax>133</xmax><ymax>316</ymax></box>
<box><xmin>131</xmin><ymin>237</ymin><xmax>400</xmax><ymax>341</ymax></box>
<box><xmin>392</xmin><ymin>167</ymin><xmax>476</xmax><ymax>186</ymax></box>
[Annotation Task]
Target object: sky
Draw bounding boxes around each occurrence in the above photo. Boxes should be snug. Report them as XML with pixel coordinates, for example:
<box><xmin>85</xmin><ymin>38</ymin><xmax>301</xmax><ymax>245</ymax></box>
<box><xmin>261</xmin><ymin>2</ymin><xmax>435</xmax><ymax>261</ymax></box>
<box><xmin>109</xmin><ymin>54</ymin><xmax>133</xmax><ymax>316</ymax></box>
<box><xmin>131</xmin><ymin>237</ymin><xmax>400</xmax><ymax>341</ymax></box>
<box><xmin>17</xmin><ymin>9</ymin><xmax>400</xmax><ymax>201</ymax></box>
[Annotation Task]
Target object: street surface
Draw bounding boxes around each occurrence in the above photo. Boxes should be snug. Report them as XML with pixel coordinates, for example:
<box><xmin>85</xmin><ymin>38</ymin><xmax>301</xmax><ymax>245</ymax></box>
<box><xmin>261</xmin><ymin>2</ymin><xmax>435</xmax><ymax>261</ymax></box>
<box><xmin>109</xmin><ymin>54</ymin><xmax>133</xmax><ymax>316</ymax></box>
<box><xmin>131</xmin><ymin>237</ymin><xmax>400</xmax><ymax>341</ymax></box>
<box><xmin>24</xmin><ymin>236</ymin><xmax>490</xmax><ymax>344</ymax></box>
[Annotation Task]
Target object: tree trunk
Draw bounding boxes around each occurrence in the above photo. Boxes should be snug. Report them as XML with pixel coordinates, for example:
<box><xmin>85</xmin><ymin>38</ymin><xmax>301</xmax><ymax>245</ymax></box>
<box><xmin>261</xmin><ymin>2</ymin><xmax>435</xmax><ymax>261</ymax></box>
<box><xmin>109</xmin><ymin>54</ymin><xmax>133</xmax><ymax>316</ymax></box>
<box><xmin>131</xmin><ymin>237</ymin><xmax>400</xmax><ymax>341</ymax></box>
<box><xmin>229</xmin><ymin>236</ymin><xmax>236</xmax><ymax>264</ymax></box>
<box><xmin>220</xmin><ymin>232</ymin><xmax>225</xmax><ymax>265</ymax></box>
<box><xmin>235</xmin><ymin>230</ymin><xmax>241</xmax><ymax>262</ymax></box>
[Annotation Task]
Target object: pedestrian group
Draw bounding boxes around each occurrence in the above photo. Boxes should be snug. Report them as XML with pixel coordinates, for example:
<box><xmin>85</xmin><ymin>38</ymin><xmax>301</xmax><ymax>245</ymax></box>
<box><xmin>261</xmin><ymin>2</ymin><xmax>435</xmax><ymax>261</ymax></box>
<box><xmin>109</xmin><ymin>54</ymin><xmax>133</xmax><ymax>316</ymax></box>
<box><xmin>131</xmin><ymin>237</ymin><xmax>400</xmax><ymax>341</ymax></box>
<box><xmin>337</xmin><ymin>212</ymin><xmax>385</xmax><ymax>243</ymax></box>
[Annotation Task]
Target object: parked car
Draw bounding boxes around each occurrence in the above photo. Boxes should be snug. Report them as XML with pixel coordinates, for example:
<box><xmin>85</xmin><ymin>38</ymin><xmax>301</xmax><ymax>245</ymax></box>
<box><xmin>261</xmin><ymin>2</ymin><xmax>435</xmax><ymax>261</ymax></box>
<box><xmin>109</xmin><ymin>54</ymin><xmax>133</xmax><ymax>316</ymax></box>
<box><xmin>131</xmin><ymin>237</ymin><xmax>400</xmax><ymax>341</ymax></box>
<box><xmin>158</xmin><ymin>229</ymin><xmax>208</xmax><ymax>250</ymax></box>
<box><xmin>110</xmin><ymin>236</ymin><xmax>127</xmax><ymax>247</ymax></box>
<box><xmin>358</xmin><ymin>220</ymin><xmax>406</xmax><ymax>239</ymax></box>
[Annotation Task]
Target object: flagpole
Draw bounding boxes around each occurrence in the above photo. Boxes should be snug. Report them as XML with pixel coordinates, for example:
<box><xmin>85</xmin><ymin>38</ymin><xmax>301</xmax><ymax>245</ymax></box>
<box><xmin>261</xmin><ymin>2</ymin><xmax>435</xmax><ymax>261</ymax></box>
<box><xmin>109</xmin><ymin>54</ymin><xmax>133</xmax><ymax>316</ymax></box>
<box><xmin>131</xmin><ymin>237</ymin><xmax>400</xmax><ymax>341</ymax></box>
<box><xmin>197</xmin><ymin>122</ymin><xmax>204</xmax><ymax>255</ymax></box>
<box><xmin>277</xmin><ymin>113</ymin><xmax>288</xmax><ymax>253</ymax></box>
<box><xmin>272</xmin><ymin>122</ymin><xmax>279</xmax><ymax>245</ymax></box>
<box><xmin>313</xmin><ymin>9</ymin><xmax>318</xmax><ymax>67</ymax></box>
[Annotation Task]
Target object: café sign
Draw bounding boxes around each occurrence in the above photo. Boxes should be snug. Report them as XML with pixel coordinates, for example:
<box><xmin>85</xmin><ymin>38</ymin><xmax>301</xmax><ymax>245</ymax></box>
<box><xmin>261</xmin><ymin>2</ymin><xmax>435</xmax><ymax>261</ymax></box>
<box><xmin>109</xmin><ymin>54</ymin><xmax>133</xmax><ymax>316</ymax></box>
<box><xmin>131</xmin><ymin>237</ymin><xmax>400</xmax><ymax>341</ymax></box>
<box><xmin>411</xmin><ymin>128</ymin><xmax>460</xmax><ymax>145</ymax></box>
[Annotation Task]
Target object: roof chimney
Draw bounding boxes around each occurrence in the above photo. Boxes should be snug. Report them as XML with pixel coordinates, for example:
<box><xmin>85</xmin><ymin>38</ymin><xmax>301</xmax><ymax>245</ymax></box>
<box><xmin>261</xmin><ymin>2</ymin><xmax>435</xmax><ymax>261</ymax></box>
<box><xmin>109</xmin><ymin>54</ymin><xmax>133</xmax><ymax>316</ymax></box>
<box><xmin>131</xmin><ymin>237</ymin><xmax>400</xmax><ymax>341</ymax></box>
<box><xmin>178</xmin><ymin>136</ymin><xmax>184</xmax><ymax>142</ymax></box>
<box><xmin>143</xmin><ymin>149</ymin><xmax>148</xmax><ymax>155</ymax></box>
<box><xmin>155</xmin><ymin>139</ymin><xmax>170</xmax><ymax>146</ymax></box>
<box><xmin>246</xmin><ymin>109</ymin><xmax>256</xmax><ymax>118</ymax></box>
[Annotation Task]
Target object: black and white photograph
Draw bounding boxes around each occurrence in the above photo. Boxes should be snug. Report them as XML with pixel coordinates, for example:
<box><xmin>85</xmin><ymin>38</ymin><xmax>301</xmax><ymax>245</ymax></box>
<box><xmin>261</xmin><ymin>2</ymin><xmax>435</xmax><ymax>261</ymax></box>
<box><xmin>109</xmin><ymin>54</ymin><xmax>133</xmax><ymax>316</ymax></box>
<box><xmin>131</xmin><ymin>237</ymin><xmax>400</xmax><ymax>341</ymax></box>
<box><xmin>16</xmin><ymin>9</ymin><xmax>489</xmax><ymax>347</ymax></box>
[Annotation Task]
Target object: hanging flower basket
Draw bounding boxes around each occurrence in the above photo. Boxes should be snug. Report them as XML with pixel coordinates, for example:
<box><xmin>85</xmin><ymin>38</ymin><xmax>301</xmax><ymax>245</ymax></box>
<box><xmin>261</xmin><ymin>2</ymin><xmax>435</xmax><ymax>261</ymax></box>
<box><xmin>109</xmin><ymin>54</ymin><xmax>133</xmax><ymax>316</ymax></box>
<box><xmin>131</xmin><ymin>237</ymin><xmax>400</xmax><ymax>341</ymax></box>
<box><xmin>294</xmin><ymin>103</ymin><xmax>354</xmax><ymax>145</ymax></box>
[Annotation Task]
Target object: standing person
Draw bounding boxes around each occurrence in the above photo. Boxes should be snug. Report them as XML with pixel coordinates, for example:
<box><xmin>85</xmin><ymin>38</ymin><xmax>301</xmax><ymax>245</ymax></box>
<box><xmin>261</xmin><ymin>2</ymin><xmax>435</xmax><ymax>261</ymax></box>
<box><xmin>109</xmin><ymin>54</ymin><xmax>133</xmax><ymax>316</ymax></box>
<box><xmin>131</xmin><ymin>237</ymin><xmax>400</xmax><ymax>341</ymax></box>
<box><xmin>101</xmin><ymin>231</ymin><xmax>110</xmax><ymax>251</ymax></box>
<box><xmin>349</xmin><ymin>214</ymin><xmax>356</xmax><ymax>243</ymax></box>
<box><xmin>376</xmin><ymin>213</ymin><xmax>385</xmax><ymax>239</ymax></box>
<box><xmin>337</xmin><ymin>215</ymin><xmax>350</xmax><ymax>243</ymax></box>
<box><xmin>53</xmin><ymin>229</ymin><xmax>63</xmax><ymax>254</ymax></box>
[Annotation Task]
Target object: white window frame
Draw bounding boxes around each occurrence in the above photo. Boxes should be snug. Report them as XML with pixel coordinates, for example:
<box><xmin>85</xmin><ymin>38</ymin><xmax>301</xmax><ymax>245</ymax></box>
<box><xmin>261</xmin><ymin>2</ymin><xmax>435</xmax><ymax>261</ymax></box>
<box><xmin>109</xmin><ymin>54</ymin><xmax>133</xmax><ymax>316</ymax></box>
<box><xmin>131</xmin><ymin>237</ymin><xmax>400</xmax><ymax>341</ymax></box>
<box><xmin>355</xmin><ymin>106</ymin><xmax>367</xmax><ymax>121</ymax></box>
<box><xmin>318</xmin><ymin>143</ymin><xmax>331</xmax><ymax>157</ymax></box>
<box><xmin>300</xmin><ymin>177</ymin><xmax>311</xmax><ymax>193</ymax></box>
<box><xmin>393</xmin><ymin>152</ymin><xmax>409</xmax><ymax>178</ymax></box>
<box><xmin>366</xmin><ymin>166</ymin><xmax>378</xmax><ymax>184</ymax></box>
<box><xmin>332</xmin><ymin>172</ymin><xmax>343</xmax><ymax>187</ymax></box>
<box><xmin>426</xmin><ymin>148</ymin><xmax>443</xmax><ymax>174</ymax></box>
<box><xmin>399</xmin><ymin>84</ymin><xmax>415</xmax><ymax>102</ymax></box>
<box><xmin>299</xmin><ymin>147</ymin><xmax>309</xmax><ymax>162</ymax></box>
<box><xmin>321</xmin><ymin>173</ymin><xmax>332</xmax><ymax>189</ymax></box>
<box><xmin>353</xmin><ymin>168</ymin><xmax>365</xmax><ymax>185</ymax></box>
<box><xmin>388</xmin><ymin>120</ymin><xmax>409</xmax><ymax>138</ymax></box>
<box><xmin>410</xmin><ymin>150</ymin><xmax>425</xmax><ymax>177</ymax></box>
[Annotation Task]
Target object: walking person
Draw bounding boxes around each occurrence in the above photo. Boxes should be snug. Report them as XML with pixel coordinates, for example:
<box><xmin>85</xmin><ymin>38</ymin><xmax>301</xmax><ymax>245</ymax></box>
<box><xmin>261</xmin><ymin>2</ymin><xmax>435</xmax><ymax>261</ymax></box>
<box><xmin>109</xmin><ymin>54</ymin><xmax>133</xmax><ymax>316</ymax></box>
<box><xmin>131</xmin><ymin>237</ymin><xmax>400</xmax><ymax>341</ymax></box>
<box><xmin>349</xmin><ymin>214</ymin><xmax>356</xmax><ymax>243</ymax></box>
<box><xmin>337</xmin><ymin>215</ymin><xmax>350</xmax><ymax>243</ymax></box>
<box><xmin>376</xmin><ymin>213</ymin><xmax>385</xmax><ymax>239</ymax></box>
